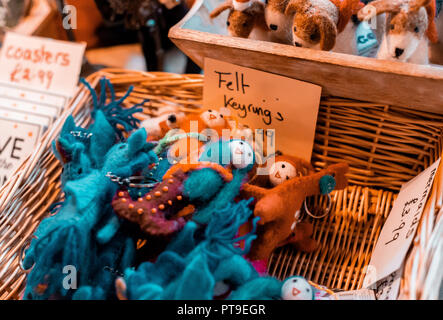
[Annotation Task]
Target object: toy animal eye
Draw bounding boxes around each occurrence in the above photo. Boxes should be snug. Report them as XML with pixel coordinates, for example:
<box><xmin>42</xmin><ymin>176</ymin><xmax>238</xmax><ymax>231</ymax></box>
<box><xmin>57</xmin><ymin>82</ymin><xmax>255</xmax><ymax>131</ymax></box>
<box><xmin>390</xmin><ymin>24</ymin><xmax>395</xmax><ymax>30</ymax></box>
<box><xmin>220</xmin><ymin>114</ymin><xmax>224</xmax><ymax>118</ymax></box>
<box><xmin>240</xmin><ymin>141</ymin><xmax>244</xmax><ymax>145</ymax></box>
<box><xmin>292</xmin><ymin>279</ymin><xmax>298</xmax><ymax>283</ymax></box>
<box><xmin>282</xmin><ymin>164</ymin><xmax>286</xmax><ymax>168</ymax></box>
<box><xmin>227</xmin><ymin>21</ymin><xmax>230</xmax><ymax>27</ymax></box>
<box><xmin>293</xmin><ymin>26</ymin><xmax>297</xmax><ymax>32</ymax></box>
<box><xmin>119</xmin><ymin>145</ymin><xmax>125</xmax><ymax>150</ymax></box>
<box><xmin>242</xmin><ymin>23</ymin><xmax>248</xmax><ymax>28</ymax></box>
<box><xmin>286</xmin><ymin>176</ymin><xmax>289</xmax><ymax>180</ymax></box>
<box><xmin>414</xmin><ymin>26</ymin><xmax>419</xmax><ymax>33</ymax></box>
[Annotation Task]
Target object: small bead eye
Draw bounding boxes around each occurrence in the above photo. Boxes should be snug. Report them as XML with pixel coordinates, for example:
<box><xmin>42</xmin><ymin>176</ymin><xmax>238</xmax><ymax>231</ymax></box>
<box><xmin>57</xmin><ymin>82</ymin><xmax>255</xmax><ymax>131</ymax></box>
<box><xmin>242</xmin><ymin>23</ymin><xmax>248</xmax><ymax>28</ymax></box>
<box><xmin>414</xmin><ymin>26</ymin><xmax>419</xmax><ymax>33</ymax></box>
<box><xmin>390</xmin><ymin>24</ymin><xmax>395</xmax><ymax>30</ymax></box>
<box><xmin>293</xmin><ymin>26</ymin><xmax>297</xmax><ymax>32</ymax></box>
<box><xmin>227</xmin><ymin>21</ymin><xmax>230</xmax><ymax>27</ymax></box>
<box><xmin>220</xmin><ymin>114</ymin><xmax>223</xmax><ymax>118</ymax></box>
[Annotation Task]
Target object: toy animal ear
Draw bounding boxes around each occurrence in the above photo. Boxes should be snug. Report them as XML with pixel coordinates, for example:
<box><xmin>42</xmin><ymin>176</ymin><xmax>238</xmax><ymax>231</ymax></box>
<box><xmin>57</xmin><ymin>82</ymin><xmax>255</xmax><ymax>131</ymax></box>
<box><xmin>210</xmin><ymin>1</ymin><xmax>233</xmax><ymax>18</ymax></box>
<box><xmin>314</xmin><ymin>15</ymin><xmax>337</xmax><ymax>51</ymax></box>
<box><xmin>409</xmin><ymin>0</ymin><xmax>431</xmax><ymax>12</ymax></box>
<box><xmin>357</xmin><ymin>0</ymin><xmax>402</xmax><ymax>20</ymax></box>
<box><xmin>248</xmin><ymin>1</ymin><xmax>265</xmax><ymax>15</ymax></box>
<box><xmin>127</xmin><ymin>128</ymin><xmax>148</xmax><ymax>156</ymax></box>
<box><xmin>61</xmin><ymin>115</ymin><xmax>76</xmax><ymax>135</ymax></box>
<box><xmin>285</xmin><ymin>0</ymin><xmax>306</xmax><ymax>15</ymax></box>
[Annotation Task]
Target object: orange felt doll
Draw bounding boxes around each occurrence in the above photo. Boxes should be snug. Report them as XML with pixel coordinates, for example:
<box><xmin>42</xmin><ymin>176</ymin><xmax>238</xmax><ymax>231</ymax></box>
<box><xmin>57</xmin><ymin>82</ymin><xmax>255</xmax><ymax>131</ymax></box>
<box><xmin>168</xmin><ymin>110</ymin><xmax>231</xmax><ymax>163</ymax></box>
<box><xmin>240</xmin><ymin>155</ymin><xmax>349</xmax><ymax>262</ymax></box>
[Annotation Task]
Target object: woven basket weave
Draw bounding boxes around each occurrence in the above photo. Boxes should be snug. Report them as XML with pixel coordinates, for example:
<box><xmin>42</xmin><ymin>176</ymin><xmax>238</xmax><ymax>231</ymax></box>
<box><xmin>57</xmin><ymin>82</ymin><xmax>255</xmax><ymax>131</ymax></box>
<box><xmin>0</xmin><ymin>69</ymin><xmax>441</xmax><ymax>300</ymax></box>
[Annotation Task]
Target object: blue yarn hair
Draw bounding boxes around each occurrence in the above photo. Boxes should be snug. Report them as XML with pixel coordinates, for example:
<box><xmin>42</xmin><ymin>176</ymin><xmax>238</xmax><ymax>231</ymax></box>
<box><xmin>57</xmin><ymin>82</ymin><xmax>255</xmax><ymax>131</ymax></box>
<box><xmin>80</xmin><ymin>77</ymin><xmax>146</xmax><ymax>140</ymax></box>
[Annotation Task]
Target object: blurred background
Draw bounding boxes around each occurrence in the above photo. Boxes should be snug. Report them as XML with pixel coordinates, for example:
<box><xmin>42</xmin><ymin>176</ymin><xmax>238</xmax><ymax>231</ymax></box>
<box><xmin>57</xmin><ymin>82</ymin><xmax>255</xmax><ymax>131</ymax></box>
<box><xmin>0</xmin><ymin>0</ymin><xmax>201</xmax><ymax>75</ymax></box>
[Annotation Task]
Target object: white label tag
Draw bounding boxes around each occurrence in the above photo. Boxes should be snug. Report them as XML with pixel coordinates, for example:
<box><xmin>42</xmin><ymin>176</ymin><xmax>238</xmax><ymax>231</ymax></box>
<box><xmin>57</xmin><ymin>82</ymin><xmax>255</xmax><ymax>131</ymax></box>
<box><xmin>203</xmin><ymin>58</ymin><xmax>321</xmax><ymax>161</ymax></box>
<box><xmin>364</xmin><ymin>158</ymin><xmax>441</xmax><ymax>290</ymax></box>
<box><xmin>0</xmin><ymin>117</ymin><xmax>41</xmax><ymax>185</ymax></box>
<box><xmin>334</xmin><ymin>289</ymin><xmax>376</xmax><ymax>300</ymax></box>
<box><xmin>0</xmin><ymin>32</ymin><xmax>85</xmax><ymax>97</ymax></box>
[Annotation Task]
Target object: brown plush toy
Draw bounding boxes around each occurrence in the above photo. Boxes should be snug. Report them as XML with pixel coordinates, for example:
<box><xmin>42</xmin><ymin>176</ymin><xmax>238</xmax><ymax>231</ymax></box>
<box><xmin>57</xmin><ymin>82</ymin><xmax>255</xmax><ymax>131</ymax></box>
<box><xmin>210</xmin><ymin>0</ymin><xmax>270</xmax><ymax>40</ymax></box>
<box><xmin>240</xmin><ymin>155</ymin><xmax>349</xmax><ymax>262</ymax></box>
<box><xmin>285</xmin><ymin>0</ymin><xmax>363</xmax><ymax>50</ymax></box>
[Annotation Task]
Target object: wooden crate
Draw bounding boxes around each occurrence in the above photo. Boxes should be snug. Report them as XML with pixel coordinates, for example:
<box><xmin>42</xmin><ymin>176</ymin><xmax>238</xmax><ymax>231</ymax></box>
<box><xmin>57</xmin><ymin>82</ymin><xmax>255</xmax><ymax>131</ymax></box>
<box><xmin>169</xmin><ymin>0</ymin><xmax>443</xmax><ymax>114</ymax></box>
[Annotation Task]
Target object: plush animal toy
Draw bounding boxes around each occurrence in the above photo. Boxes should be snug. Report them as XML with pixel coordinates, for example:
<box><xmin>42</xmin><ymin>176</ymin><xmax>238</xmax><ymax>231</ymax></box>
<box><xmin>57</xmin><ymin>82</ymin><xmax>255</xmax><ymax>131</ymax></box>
<box><xmin>167</xmin><ymin>109</ymin><xmax>230</xmax><ymax>163</ymax></box>
<box><xmin>118</xmin><ymin>200</ymin><xmax>281</xmax><ymax>300</ymax></box>
<box><xmin>111</xmin><ymin>161</ymin><xmax>234</xmax><ymax>237</ymax></box>
<box><xmin>264</xmin><ymin>0</ymin><xmax>294</xmax><ymax>43</ymax></box>
<box><xmin>23</xmin><ymin>129</ymin><xmax>158</xmax><ymax>299</ymax></box>
<box><xmin>112</xmin><ymin>138</ymin><xmax>256</xmax><ymax>238</ymax></box>
<box><xmin>140</xmin><ymin>112</ymin><xmax>186</xmax><ymax>142</ymax></box>
<box><xmin>281</xmin><ymin>276</ymin><xmax>315</xmax><ymax>300</ymax></box>
<box><xmin>284</xmin><ymin>0</ymin><xmax>363</xmax><ymax>50</ymax></box>
<box><xmin>240</xmin><ymin>156</ymin><xmax>349</xmax><ymax>262</ymax></box>
<box><xmin>358</xmin><ymin>0</ymin><xmax>439</xmax><ymax>64</ymax></box>
<box><xmin>210</xmin><ymin>0</ymin><xmax>270</xmax><ymax>40</ymax></box>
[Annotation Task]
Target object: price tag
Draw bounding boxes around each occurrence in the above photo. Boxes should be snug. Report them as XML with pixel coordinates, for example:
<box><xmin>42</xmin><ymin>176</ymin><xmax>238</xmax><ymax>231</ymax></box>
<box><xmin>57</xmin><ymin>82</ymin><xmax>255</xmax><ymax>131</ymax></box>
<box><xmin>355</xmin><ymin>21</ymin><xmax>378</xmax><ymax>57</ymax></box>
<box><xmin>0</xmin><ymin>32</ymin><xmax>85</xmax><ymax>97</ymax></box>
<box><xmin>0</xmin><ymin>117</ymin><xmax>42</xmax><ymax>185</ymax></box>
<box><xmin>203</xmin><ymin>58</ymin><xmax>321</xmax><ymax>162</ymax></box>
<box><xmin>363</xmin><ymin>158</ymin><xmax>441</xmax><ymax>297</ymax></box>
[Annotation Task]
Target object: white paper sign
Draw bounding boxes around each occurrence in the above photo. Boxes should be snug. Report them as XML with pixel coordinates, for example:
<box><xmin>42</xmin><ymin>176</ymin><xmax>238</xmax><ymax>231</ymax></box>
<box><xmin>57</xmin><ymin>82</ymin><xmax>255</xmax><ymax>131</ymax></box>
<box><xmin>0</xmin><ymin>32</ymin><xmax>85</xmax><ymax>97</ymax></box>
<box><xmin>0</xmin><ymin>118</ymin><xmax>41</xmax><ymax>185</ymax></box>
<box><xmin>203</xmin><ymin>58</ymin><xmax>321</xmax><ymax>161</ymax></box>
<box><xmin>364</xmin><ymin>158</ymin><xmax>441</xmax><ymax>291</ymax></box>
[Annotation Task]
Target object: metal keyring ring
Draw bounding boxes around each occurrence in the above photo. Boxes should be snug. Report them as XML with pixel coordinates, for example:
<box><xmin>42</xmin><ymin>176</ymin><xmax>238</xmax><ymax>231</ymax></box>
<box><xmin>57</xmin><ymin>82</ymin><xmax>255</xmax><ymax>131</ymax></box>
<box><xmin>19</xmin><ymin>236</ymin><xmax>37</xmax><ymax>273</ymax></box>
<box><xmin>303</xmin><ymin>194</ymin><xmax>332</xmax><ymax>219</ymax></box>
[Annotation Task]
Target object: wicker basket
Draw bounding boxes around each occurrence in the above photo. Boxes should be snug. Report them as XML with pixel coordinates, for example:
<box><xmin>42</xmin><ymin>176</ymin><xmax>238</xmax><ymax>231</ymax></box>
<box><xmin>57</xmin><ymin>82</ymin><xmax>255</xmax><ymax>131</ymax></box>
<box><xmin>0</xmin><ymin>69</ymin><xmax>442</xmax><ymax>300</ymax></box>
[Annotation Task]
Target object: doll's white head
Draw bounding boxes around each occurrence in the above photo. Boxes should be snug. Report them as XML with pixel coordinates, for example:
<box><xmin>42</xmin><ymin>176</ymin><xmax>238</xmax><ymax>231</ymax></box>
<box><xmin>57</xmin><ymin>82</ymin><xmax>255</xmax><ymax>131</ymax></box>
<box><xmin>229</xmin><ymin>139</ymin><xmax>255</xmax><ymax>169</ymax></box>
<box><xmin>281</xmin><ymin>276</ymin><xmax>315</xmax><ymax>300</ymax></box>
<box><xmin>200</xmin><ymin>109</ymin><xmax>226</xmax><ymax>128</ymax></box>
<box><xmin>268</xmin><ymin>160</ymin><xmax>298</xmax><ymax>186</ymax></box>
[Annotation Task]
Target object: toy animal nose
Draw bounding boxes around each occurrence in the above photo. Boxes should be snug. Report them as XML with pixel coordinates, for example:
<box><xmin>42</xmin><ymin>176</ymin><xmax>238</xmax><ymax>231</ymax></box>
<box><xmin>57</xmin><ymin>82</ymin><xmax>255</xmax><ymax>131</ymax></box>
<box><xmin>168</xmin><ymin>114</ymin><xmax>177</xmax><ymax>123</ymax></box>
<box><xmin>269</xmin><ymin>24</ymin><xmax>278</xmax><ymax>31</ymax></box>
<box><xmin>395</xmin><ymin>48</ymin><xmax>404</xmax><ymax>58</ymax></box>
<box><xmin>294</xmin><ymin>42</ymin><xmax>302</xmax><ymax>47</ymax></box>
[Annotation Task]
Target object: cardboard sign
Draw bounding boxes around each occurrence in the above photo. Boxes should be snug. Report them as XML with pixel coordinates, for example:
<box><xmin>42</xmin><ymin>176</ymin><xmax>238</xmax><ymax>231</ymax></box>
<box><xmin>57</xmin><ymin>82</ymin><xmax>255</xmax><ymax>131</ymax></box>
<box><xmin>203</xmin><ymin>58</ymin><xmax>321</xmax><ymax>161</ymax></box>
<box><xmin>0</xmin><ymin>117</ymin><xmax>41</xmax><ymax>185</ymax></box>
<box><xmin>363</xmin><ymin>158</ymin><xmax>441</xmax><ymax>295</ymax></box>
<box><xmin>0</xmin><ymin>32</ymin><xmax>85</xmax><ymax>97</ymax></box>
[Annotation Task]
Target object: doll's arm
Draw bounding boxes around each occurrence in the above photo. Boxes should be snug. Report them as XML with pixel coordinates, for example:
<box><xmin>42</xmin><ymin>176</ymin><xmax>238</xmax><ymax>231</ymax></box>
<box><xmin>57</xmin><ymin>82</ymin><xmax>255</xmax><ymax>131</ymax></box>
<box><xmin>240</xmin><ymin>183</ymin><xmax>267</xmax><ymax>201</ymax></box>
<box><xmin>282</xmin><ymin>162</ymin><xmax>349</xmax><ymax>198</ymax></box>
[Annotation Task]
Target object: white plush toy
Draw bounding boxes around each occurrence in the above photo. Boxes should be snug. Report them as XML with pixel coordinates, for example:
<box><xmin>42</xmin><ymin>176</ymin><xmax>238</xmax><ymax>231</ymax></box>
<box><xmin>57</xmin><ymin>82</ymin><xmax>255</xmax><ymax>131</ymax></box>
<box><xmin>281</xmin><ymin>276</ymin><xmax>316</xmax><ymax>300</ymax></box>
<box><xmin>358</xmin><ymin>0</ymin><xmax>439</xmax><ymax>64</ymax></box>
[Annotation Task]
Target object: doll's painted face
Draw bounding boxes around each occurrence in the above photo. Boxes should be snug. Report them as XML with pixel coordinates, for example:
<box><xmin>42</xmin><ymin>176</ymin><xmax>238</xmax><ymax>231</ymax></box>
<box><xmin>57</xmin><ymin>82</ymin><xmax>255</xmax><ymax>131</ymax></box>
<box><xmin>269</xmin><ymin>161</ymin><xmax>298</xmax><ymax>186</ymax></box>
<box><xmin>230</xmin><ymin>140</ymin><xmax>254</xmax><ymax>169</ymax></box>
<box><xmin>200</xmin><ymin>109</ymin><xmax>226</xmax><ymax>128</ymax></box>
<box><xmin>281</xmin><ymin>276</ymin><xmax>315</xmax><ymax>300</ymax></box>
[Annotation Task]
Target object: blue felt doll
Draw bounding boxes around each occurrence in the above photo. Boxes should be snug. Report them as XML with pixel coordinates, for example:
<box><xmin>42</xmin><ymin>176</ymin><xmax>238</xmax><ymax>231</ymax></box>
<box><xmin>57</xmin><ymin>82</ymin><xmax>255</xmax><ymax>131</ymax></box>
<box><xmin>119</xmin><ymin>198</ymin><xmax>282</xmax><ymax>300</ymax></box>
<box><xmin>23</xmin><ymin>128</ymin><xmax>158</xmax><ymax>300</ymax></box>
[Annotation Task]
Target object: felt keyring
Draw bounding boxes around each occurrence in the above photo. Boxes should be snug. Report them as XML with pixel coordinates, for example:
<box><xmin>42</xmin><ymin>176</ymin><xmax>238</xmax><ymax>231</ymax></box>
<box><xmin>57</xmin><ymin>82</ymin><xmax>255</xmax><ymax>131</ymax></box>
<box><xmin>239</xmin><ymin>155</ymin><xmax>349</xmax><ymax>262</ymax></box>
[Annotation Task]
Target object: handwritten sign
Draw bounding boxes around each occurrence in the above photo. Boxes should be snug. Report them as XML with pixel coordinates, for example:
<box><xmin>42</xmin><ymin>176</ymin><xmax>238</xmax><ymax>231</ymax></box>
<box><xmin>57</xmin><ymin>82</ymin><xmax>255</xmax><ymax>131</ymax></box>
<box><xmin>203</xmin><ymin>58</ymin><xmax>321</xmax><ymax>161</ymax></box>
<box><xmin>0</xmin><ymin>32</ymin><xmax>85</xmax><ymax>96</ymax></box>
<box><xmin>0</xmin><ymin>118</ymin><xmax>41</xmax><ymax>185</ymax></box>
<box><xmin>363</xmin><ymin>158</ymin><xmax>441</xmax><ymax>297</ymax></box>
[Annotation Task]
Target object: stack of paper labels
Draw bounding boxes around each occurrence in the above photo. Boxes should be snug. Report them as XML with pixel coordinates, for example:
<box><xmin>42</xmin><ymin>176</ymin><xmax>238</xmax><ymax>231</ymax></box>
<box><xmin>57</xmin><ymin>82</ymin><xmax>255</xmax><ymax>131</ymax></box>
<box><xmin>0</xmin><ymin>32</ymin><xmax>85</xmax><ymax>186</ymax></box>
